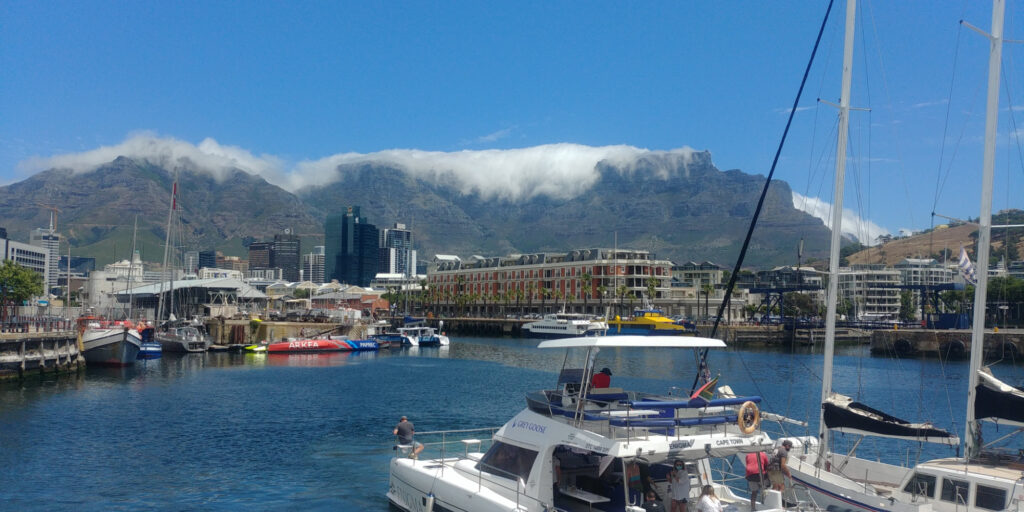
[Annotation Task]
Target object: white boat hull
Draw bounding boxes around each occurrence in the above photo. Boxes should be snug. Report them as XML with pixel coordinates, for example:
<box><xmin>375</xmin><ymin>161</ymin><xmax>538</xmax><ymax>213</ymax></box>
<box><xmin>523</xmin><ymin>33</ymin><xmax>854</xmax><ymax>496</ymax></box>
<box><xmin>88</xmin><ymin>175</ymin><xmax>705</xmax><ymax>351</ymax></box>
<box><xmin>82</xmin><ymin>328</ymin><xmax>142</xmax><ymax>366</ymax></box>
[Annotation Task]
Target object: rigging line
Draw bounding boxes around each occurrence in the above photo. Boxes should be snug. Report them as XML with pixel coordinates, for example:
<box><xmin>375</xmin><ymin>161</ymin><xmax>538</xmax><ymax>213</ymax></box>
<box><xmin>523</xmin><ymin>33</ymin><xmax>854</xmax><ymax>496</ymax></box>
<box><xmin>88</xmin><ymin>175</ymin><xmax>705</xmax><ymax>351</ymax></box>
<box><xmin>931</xmin><ymin>2</ymin><xmax>972</xmax><ymax>215</ymax></box>
<box><xmin>935</xmin><ymin>67</ymin><xmax>987</xmax><ymax>210</ymax></box>
<box><xmin>863</xmin><ymin>0</ymin><xmax>915</xmax><ymax>231</ymax></box>
<box><xmin>691</xmin><ymin>0</ymin><xmax>836</xmax><ymax>395</ymax></box>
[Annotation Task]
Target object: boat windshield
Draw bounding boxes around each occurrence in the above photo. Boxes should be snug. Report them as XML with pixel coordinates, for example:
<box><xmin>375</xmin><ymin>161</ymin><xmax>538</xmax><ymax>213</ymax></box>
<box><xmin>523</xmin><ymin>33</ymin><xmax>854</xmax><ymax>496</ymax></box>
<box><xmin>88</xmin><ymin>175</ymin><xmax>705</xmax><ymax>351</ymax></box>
<box><xmin>476</xmin><ymin>440</ymin><xmax>538</xmax><ymax>482</ymax></box>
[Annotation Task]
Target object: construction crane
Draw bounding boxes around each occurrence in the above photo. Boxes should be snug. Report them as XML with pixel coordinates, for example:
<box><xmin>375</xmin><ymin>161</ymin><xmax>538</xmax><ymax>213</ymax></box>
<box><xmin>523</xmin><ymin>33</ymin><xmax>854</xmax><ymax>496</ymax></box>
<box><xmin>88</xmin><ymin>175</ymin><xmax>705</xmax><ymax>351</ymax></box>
<box><xmin>36</xmin><ymin>203</ymin><xmax>62</xmax><ymax>232</ymax></box>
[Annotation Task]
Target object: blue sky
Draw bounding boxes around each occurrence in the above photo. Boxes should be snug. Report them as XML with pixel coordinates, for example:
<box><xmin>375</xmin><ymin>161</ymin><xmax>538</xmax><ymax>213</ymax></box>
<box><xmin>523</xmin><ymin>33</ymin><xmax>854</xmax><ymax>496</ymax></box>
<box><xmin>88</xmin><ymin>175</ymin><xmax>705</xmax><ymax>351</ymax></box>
<box><xmin>2</xmin><ymin>1</ymin><xmax>1022</xmax><ymax>242</ymax></box>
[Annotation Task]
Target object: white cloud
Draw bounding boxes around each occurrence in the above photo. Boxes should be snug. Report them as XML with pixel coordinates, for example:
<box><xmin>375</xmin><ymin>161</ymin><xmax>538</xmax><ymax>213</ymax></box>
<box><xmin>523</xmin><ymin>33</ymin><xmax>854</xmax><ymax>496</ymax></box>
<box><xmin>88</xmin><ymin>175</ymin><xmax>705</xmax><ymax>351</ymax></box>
<box><xmin>289</xmin><ymin>143</ymin><xmax>697</xmax><ymax>201</ymax></box>
<box><xmin>20</xmin><ymin>132</ymin><xmax>285</xmax><ymax>182</ymax></box>
<box><xmin>472</xmin><ymin>126</ymin><xmax>516</xmax><ymax>144</ymax></box>
<box><xmin>775</xmin><ymin>106</ymin><xmax>814</xmax><ymax>114</ymax></box>
<box><xmin>20</xmin><ymin>134</ymin><xmax>700</xmax><ymax>202</ymax></box>
<box><xmin>791</xmin><ymin>191</ymin><xmax>891</xmax><ymax>245</ymax></box>
<box><xmin>911</xmin><ymin>99</ymin><xmax>948</xmax><ymax>109</ymax></box>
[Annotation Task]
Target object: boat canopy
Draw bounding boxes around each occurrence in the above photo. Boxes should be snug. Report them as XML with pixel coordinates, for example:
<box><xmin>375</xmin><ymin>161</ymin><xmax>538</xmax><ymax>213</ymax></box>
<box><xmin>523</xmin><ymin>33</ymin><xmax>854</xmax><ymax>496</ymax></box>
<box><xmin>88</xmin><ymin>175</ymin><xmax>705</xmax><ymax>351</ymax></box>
<box><xmin>822</xmin><ymin>393</ymin><xmax>959</xmax><ymax>445</ymax></box>
<box><xmin>538</xmin><ymin>335</ymin><xmax>725</xmax><ymax>349</ymax></box>
<box><xmin>975</xmin><ymin>368</ymin><xmax>1024</xmax><ymax>427</ymax></box>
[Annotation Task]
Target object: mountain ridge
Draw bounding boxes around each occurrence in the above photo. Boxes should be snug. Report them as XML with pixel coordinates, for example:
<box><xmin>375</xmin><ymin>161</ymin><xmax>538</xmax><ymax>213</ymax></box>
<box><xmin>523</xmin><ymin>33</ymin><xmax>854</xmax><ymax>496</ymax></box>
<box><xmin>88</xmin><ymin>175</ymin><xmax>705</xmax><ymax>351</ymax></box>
<box><xmin>1</xmin><ymin>152</ymin><xmax>834</xmax><ymax>268</ymax></box>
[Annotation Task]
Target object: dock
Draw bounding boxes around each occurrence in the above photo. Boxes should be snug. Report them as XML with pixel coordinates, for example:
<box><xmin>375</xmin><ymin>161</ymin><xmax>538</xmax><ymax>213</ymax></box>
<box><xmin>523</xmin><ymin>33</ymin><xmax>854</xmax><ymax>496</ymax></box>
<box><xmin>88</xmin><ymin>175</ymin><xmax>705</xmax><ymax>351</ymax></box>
<box><xmin>870</xmin><ymin>329</ymin><xmax>1024</xmax><ymax>359</ymax></box>
<box><xmin>0</xmin><ymin>331</ymin><xmax>84</xmax><ymax>381</ymax></box>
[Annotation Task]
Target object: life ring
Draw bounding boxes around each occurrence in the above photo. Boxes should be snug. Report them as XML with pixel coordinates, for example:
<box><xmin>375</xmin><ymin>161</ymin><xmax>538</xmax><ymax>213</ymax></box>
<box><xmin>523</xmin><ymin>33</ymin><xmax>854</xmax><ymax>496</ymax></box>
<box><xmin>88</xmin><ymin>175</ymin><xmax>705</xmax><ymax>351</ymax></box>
<box><xmin>738</xmin><ymin>400</ymin><xmax>760</xmax><ymax>434</ymax></box>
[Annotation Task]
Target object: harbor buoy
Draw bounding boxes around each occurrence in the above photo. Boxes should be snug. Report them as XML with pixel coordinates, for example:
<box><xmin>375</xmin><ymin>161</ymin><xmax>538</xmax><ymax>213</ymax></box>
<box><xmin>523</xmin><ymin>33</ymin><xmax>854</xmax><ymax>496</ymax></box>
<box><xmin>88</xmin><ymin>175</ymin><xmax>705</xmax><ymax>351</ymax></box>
<box><xmin>423</xmin><ymin>492</ymin><xmax>435</xmax><ymax>512</ymax></box>
<box><xmin>738</xmin><ymin>400</ymin><xmax>760</xmax><ymax>434</ymax></box>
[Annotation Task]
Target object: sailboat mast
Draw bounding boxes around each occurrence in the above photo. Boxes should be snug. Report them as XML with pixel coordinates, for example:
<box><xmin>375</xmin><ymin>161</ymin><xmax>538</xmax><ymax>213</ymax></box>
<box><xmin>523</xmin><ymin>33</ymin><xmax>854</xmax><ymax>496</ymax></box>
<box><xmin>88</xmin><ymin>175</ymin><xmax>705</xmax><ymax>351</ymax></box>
<box><xmin>157</xmin><ymin>175</ymin><xmax>177</xmax><ymax>323</ymax></box>
<box><xmin>819</xmin><ymin>0</ymin><xmax>857</xmax><ymax>460</ymax></box>
<box><xmin>126</xmin><ymin>215</ymin><xmax>138</xmax><ymax>320</ymax></box>
<box><xmin>965</xmin><ymin>0</ymin><xmax>1004</xmax><ymax>460</ymax></box>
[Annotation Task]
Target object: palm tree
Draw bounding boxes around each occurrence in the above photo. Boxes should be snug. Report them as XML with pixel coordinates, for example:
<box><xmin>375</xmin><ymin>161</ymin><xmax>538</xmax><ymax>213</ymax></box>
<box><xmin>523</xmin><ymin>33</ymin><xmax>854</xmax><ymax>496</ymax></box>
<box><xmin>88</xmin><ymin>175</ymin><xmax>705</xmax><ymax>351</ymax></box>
<box><xmin>580</xmin><ymin>271</ymin><xmax>592</xmax><ymax>315</ymax></box>
<box><xmin>646</xmin><ymin>276</ymin><xmax>658</xmax><ymax>307</ymax></box>
<box><xmin>597</xmin><ymin>284</ymin><xmax>607</xmax><ymax>317</ymax></box>
<box><xmin>701</xmin><ymin>283</ymin><xmax>714</xmax><ymax>320</ymax></box>
<box><xmin>616</xmin><ymin>284</ymin><xmax>629</xmax><ymax>317</ymax></box>
<box><xmin>526</xmin><ymin>282</ymin><xmax>536</xmax><ymax>315</ymax></box>
<box><xmin>554</xmin><ymin>289</ymin><xmax>565</xmax><ymax>312</ymax></box>
<box><xmin>515</xmin><ymin>288</ymin><xmax>524</xmax><ymax>317</ymax></box>
<box><xmin>542</xmin><ymin>288</ymin><xmax>552</xmax><ymax>314</ymax></box>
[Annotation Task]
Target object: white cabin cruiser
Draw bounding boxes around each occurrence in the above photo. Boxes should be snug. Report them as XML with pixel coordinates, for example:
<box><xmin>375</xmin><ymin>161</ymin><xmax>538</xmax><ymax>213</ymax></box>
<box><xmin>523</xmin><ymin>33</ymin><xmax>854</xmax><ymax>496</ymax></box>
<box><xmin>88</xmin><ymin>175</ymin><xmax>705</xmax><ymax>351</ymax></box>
<box><xmin>387</xmin><ymin>336</ymin><xmax>799</xmax><ymax>512</ymax></box>
<box><xmin>523</xmin><ymin>313</ymin><xmax>608</xmax><ymax>338</ymax></box>
<box><xmin>397</xmin><ymin>325</ymin><xmax>450</xmax><ymax>347</ymax></box>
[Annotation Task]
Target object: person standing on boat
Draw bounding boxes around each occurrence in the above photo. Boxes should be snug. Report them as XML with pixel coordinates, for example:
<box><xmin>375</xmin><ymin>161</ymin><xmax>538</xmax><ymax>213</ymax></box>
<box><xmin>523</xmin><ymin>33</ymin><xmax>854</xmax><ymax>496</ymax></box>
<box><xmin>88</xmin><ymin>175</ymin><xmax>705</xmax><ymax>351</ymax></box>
<box><xmin>591</xmin><ymin>367</ymin><xmax>612</xmax><ymax>388</ymax></box>
<box><xmin>393</xmin><ymin>416</ymin><xmax>424</xmax><ymax>459</ymax></box>
<box><xmin>669</xmin><ymin>458</ymin><xmax>691</xmax><ymax>512</ymax></box>
<box><xmin>767</xmin><ymin>440</ymin><xmax>792</xmax><ymax>492</ymax></box>
<box><xmin>745</xmin><ymin>451</ymin><xmax>769</xmax><ymax>509</ymax></box>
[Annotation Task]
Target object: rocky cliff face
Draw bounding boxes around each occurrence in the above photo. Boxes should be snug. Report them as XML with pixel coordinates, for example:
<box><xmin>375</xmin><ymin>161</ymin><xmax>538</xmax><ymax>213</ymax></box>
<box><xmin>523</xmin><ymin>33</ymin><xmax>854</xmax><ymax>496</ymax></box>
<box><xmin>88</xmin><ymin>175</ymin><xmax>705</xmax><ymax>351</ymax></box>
<box><xmin>1</xmin><ymin>152</ymin><xmax>832</xmax><ymax>267</ymax></box>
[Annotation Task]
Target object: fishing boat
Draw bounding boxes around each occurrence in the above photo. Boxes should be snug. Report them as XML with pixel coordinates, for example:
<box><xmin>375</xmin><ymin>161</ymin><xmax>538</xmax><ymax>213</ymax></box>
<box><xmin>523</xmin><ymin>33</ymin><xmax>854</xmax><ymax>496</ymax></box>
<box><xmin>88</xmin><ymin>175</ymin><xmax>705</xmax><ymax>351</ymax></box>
<box><xmin>266</xmin><ymin>337</ymin><xmax>378</xmax><ymax>353</ymax></box>
<box><xmin>79</xmin><ymin>318</ymin><xmax>142</xmax><ymax>366</ymax></box>
<box><xmin>606</xmin><ymin>309</ymin><xmax>695</xmax><ymax>336</ymax></box>
<box><xmin>522</xmin><ymin>312</ymin><xmax>608</xmax><ymax>338</ymax></box>
<box><xmin>387</xmin><ymin>335</ymin><xmax>793</xmax><ymax>512</ymax></box>
<box><xmin>781</xmin><ymin>2</ymin><xmax>1024</xmax><ymax>511</ymax></box>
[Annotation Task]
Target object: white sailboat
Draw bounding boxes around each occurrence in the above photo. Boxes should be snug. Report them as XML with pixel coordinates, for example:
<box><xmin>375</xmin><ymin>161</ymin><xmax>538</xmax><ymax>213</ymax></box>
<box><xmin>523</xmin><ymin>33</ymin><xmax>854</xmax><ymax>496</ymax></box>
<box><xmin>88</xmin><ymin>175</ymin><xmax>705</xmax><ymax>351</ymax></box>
<box><xmin>785</xmin><ymin>2</ymin><xmax>1024</xmax><ymax>511</ymax></box>
<box><xmin>154</xmin><ymin>173</ymin><xmax>208</xmax><ymax>353</ymax></box>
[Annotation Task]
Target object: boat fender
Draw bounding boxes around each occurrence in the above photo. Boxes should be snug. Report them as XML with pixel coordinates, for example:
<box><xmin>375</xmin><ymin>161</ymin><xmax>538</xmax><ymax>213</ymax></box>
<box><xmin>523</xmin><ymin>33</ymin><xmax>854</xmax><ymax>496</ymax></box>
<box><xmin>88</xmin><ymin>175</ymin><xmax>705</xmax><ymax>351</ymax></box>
<box><xmin>737</xmin><ymin>400</ymin><xmax>760</xmax><ymax>434</ymax></box>
<box><xmin>423</xmin><ymin>492</ymin><xmax>435</xmax><ymax>512</ymax></box>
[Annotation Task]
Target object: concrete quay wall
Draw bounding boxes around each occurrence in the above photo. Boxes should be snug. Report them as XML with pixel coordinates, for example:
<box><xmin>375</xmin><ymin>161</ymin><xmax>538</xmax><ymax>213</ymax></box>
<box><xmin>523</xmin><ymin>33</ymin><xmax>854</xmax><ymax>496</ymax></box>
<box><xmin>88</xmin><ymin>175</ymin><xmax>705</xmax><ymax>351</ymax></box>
<box><xmin>870</xmin><ymin>329</ymin><xmax>1024</xmax><ymax>359</ymax></box>
<box><xmin>0</xmin><ymin>331</ymin><xmax>84</xmax><ymax>381</ymax></box>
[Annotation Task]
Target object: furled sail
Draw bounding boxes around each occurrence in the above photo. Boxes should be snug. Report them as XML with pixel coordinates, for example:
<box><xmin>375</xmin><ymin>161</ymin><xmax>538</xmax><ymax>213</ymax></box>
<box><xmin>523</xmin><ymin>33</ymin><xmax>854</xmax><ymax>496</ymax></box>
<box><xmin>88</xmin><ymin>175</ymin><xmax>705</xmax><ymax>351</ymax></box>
<box><xmin>822</xmin><ymin>393</ymin><xmax>959</xmax><ymax>445</ymax></box>
<box><xmin>975</xmin><ymin>367</ymin><xmax>1024</xmax><ymax>427</ymax></box>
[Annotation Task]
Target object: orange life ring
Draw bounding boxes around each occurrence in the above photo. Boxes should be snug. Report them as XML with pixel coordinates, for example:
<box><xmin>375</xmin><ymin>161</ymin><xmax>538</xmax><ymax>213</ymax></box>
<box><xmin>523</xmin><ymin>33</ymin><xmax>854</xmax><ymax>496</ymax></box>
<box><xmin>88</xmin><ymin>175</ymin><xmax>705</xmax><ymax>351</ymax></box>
<box><xmin>738</xmin><ymin>400</ymin><xmax>760</xmax><ymax>434</ymax></box>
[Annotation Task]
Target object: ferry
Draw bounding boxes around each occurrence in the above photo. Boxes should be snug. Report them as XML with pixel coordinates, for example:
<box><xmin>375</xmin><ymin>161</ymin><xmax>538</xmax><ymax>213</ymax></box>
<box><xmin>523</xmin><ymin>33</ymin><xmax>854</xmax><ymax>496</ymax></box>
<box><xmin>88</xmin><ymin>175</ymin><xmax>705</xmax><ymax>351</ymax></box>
<box><xmin>522</xmin><ymin>312</ymin><xmax>608</xmax><ymax>338</ymax></box>
<box><xmin>387</xmin><ymin>336</ymin><xmax>791</xmax><ymax>512</ymax></box>
<box><xmin>606</xmin><ymin>309</ymin><xmax>696</xmax><ymax>336</ymax></box>
<box><xmin>266</xmin><ymin>337</ymin><xmax>379</xmax><ymax>353</ymax></box>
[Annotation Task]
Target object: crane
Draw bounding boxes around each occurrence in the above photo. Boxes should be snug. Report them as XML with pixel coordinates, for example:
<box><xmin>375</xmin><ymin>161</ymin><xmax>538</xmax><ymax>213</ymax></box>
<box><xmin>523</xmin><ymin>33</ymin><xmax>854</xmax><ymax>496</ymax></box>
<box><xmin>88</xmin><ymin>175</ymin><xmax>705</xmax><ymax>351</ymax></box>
<box><xmin>36</xmin><ymin>203</ymin><xmax>62</xmax><ymax>232</ymax></box>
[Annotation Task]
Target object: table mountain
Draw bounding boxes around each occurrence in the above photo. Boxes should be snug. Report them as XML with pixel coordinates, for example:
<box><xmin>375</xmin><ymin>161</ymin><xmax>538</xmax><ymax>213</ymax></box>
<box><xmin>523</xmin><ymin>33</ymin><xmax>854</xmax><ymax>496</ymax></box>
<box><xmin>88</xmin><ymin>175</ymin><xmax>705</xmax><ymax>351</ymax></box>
<box><xmin>0</xmin><ymin>151</ymin><xmax>834</xmax><ymax>268</ymax></box>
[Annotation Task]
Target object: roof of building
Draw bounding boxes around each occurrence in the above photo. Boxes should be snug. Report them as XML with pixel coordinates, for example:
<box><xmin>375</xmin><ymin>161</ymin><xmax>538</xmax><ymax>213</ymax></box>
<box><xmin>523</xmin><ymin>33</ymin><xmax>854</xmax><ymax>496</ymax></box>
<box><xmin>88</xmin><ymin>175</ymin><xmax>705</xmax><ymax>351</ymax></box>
<box><xmin>115</xmin><ymin>278</ymin><xmax>268</xmax><ymax>299</ymax></box>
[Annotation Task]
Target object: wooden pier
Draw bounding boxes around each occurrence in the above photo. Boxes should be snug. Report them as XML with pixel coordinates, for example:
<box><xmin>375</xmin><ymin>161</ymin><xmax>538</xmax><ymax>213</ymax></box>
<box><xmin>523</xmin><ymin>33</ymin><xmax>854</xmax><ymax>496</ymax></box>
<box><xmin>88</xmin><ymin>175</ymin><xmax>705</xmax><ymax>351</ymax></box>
<box><xmin>0</xmin><ymin>331</ymin><xmax>84</xmax><ymax>381</ymax></box>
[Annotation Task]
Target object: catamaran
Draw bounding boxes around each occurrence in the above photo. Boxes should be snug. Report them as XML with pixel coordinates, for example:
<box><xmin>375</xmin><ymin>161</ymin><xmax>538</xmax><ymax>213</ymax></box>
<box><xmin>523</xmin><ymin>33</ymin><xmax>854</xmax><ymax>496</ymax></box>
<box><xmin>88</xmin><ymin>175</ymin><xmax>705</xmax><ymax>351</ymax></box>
<box><xmin>387</xmin><ymin>336</ymin><xmax>797</xmax><ymax>512</ymax></box>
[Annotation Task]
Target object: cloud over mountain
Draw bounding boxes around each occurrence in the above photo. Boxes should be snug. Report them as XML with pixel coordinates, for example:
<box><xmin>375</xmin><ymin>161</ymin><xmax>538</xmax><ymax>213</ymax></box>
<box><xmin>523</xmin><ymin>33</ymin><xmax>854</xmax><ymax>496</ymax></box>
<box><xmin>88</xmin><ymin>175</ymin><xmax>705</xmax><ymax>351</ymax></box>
<box><xmin>22</xmin><ymin>134</ymin><xmax>700</xmax><ymax>202</ymax></box>
<box><xmin>792</xmin><ymin>191</ymin><xmax>890</xmax><ymax>245</ymax></box>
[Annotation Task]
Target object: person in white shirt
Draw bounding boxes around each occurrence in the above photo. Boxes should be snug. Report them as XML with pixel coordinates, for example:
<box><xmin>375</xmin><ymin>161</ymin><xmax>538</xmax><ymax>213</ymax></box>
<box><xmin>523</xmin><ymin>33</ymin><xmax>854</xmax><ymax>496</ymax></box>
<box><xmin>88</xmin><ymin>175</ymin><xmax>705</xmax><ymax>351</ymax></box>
<box><xmin>669</xmin><ymin>459</ymin><xmax>691</xmax><ymax>512</ymax></box>
<box><xmin>696</xmin><ymin>485</ymin><xmax>723</xmax><ymax>512</ymax></box>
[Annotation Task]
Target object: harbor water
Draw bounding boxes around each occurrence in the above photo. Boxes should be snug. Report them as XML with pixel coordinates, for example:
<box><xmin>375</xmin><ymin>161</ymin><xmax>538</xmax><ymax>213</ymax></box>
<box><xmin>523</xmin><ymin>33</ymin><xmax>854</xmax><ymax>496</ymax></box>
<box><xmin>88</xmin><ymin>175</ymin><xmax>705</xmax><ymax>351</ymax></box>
<box><xmin>1</xmin><ymin>336</ymin><xmax>1022</xmax><ymax>511</ymax></box>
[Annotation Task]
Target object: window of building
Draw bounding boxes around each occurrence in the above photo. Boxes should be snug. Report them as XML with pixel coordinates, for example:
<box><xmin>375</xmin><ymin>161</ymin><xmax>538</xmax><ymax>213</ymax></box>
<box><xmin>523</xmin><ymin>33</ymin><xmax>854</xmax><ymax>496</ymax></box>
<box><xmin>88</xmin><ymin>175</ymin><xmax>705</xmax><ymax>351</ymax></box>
<box><xmin>902</xmin><ymin>473</ymin><xmax>936</xmax><ymax>497</ymax></box>
<box><xmin>940</xmin><ymin>478</ymin><xmax>969</xmax><ymax>504</ymax></box>
<box><xmin>477</xmin><ymin>441</ymin><xmax>537</xmax><ymax>482</ymax></box>
<box><xmin>974</xmin><ymin>485</ymin><xmax>1006</xmax><ymax>511</ymax></box>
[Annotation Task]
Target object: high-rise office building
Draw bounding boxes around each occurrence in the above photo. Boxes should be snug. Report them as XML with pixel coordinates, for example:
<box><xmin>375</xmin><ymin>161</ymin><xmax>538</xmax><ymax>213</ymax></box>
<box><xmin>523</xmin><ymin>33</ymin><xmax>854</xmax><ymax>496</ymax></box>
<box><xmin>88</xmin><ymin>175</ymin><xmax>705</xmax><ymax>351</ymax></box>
<box><xmin>272</xmin><ymin>232</ymin><xmax>300</xmax><ymax>282</ymax></box>
<box><xmin>303</xmin><ymin>246</ymin><xmax>325</xmax><ymax>284</ymax></box>
<box><xmin>184</xmin><ymin>251</ymin><xmax>200</xmax><ymax>274</ymax></box>
<box><xmin>30</xmin><ymin>227</ymin><xmax>60</xmax><ymax>289</ymax></box>
<box><xmin>324</xmin><ymin>206</ymin><xmax>378</xmax><ymax>287</ymax></box>
<box><xmin>379</xmin><ymin>223</ymin><xmax>416</xmax><ymax>277</ymax></box>
<box><xmin>248</xmin><ymin>242</ymin><xmax>272</xmax><ymax>270</ymax></box>
<box><xmin>198</xmin><ymin>250</ymin><xmax>217</xmax><ymax>270</ymax></box>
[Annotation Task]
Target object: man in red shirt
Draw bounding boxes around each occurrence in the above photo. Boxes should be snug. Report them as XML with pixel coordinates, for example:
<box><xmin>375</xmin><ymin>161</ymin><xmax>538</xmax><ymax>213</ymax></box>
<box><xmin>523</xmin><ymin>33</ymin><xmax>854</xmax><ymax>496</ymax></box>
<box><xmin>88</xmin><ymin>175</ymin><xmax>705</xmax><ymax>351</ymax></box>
<box><xmin>745</xmin><ymin>451</ymin><xmax>770</xmax><ymax>509</ymax></box>
<box><xmin>591</xmin><ymin>367</ymin><xmax>612</xmax><ymax>388</ymax></box>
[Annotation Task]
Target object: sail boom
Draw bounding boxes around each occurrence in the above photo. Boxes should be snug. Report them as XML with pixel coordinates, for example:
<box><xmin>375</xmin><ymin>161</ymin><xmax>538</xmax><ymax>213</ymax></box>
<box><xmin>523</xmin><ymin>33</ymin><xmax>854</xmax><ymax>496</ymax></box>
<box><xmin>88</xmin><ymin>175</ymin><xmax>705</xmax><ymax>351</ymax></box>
<box><xmin>823</xmin><ymin>393</ymin><xmax>959</xmax><ymax>446</ymax></box>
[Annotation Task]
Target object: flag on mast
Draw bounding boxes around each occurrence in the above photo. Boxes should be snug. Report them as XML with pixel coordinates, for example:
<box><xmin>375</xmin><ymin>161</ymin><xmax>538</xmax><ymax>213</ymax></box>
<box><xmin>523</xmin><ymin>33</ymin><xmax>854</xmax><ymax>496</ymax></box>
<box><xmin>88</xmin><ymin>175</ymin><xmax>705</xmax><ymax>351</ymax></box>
<box><xmin>958</xmin><ymin>245</ymin><xmax>978</xmax><ymax>285</ymax></box>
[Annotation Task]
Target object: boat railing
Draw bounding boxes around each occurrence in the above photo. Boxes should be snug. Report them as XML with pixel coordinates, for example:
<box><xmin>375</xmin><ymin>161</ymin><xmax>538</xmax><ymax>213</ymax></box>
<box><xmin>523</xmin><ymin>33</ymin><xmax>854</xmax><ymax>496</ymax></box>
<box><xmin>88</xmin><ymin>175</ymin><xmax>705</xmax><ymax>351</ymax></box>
<box><xmin>525</xmin><ymin>390</ymin><xmax>761</xmax><ymax>441</ymax></box>
<box><xmin>395</xmin><ymin>427</ymin><xmax>550</xmax><ymax>511</ymax></box>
